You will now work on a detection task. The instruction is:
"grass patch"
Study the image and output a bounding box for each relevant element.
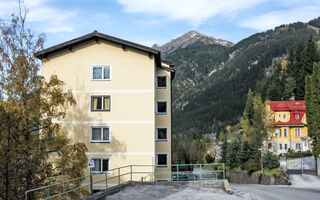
[263,168,278,176]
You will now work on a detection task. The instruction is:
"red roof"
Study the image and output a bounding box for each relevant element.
[268,100,305,111]
[268,100,306,125]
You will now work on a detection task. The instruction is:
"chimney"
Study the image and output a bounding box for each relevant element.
[289,96,295,101]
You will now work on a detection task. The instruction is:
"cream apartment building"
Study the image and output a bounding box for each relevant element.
[35,31,175,185]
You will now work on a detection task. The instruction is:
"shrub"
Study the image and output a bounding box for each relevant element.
[263,152,280,169]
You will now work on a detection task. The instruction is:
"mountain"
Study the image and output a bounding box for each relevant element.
[163,18,320,135]
[152,30,234,54]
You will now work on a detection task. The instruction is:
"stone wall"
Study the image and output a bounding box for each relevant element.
[227,170,289,185]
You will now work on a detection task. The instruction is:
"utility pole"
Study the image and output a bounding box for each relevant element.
[261,149,264,174]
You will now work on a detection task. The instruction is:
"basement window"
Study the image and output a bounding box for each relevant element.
[156,101,167,115]
[92,65,111,80]
[156,75,167,89]
[90,127,110,142]
[90,158,109,173]
[156,154,168,167]
[156,128,168,141]
[91,96,111,111]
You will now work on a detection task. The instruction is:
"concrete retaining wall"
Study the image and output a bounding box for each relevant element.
[227,170,290,185]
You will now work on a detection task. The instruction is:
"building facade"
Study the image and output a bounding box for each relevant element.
[268,99,312,154]
[35,31,174,185]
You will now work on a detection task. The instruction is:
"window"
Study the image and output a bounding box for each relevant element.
[90,158,109,173]
[284,129,287,137]
[279,144,282,150]
[295,128,301,137]
[284,144,288,150]
[296,143,301,150]
[278,114,281,118]
[156,101,167,115]
[90,127,110,142]
[283,114,287,119]
[156,75,167,89]
[92,66,111,80]
[295,114,299,119]
[91,96,111,111]
[279,129,282,137]
[156,154,168,167]
[156,128,168,141]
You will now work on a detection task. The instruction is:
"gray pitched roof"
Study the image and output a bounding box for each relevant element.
[35,31,161,66]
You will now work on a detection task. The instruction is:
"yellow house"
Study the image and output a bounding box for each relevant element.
[35,31,175,186]
[268,99,312,155]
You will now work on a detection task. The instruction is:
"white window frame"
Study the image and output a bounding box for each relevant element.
[90,157,111,174]
[91,65,112,81]
[156,100,168,115]
[156,153,168,168]
[295,128,301,137]
[156,127,168,142]
[156,75,168,89]
[90,126,111,143]
[90,95,111,112]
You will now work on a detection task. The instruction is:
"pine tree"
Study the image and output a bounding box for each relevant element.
[284,77,296,99]
[221,137,229,165]
[305,62,320,157]
[303,35,320,75]
[241,89,254,134]
[228,136,241,169]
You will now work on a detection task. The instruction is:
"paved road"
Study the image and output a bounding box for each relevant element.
[232,184,320,200]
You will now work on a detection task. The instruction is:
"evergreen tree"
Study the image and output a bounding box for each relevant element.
[305,62,320,157]
[241,89,254,133]
[284,77,296,99]
[221,137,229,165]
[239,139,251,169]
[303,35,320,75]
[228,136,241,169]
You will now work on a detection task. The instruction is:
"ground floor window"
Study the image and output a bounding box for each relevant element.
[296,143,301,150]
[90,158,109,173]
[284,144,288,150]
[156,154,168,167]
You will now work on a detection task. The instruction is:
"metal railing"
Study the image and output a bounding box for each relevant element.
[25,163,225,200]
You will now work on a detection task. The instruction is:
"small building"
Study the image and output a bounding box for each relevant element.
[268,99,312,154]
[35,31,175,185]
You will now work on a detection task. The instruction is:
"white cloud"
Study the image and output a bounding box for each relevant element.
[240,6,320,31]
[0,0,75,33]
[117,0,266,26]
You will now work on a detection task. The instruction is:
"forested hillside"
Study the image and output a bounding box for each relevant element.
[165,18,320,138]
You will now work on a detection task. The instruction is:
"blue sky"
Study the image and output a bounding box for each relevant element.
[1,0,320,48]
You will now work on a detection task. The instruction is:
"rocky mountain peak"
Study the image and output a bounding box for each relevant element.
[152,30,234,54]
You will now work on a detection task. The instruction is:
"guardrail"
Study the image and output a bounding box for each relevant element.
[25,163,225,200]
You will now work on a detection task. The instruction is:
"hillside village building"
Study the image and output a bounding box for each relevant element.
[35,31,175,184]
[268,99,312,155]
